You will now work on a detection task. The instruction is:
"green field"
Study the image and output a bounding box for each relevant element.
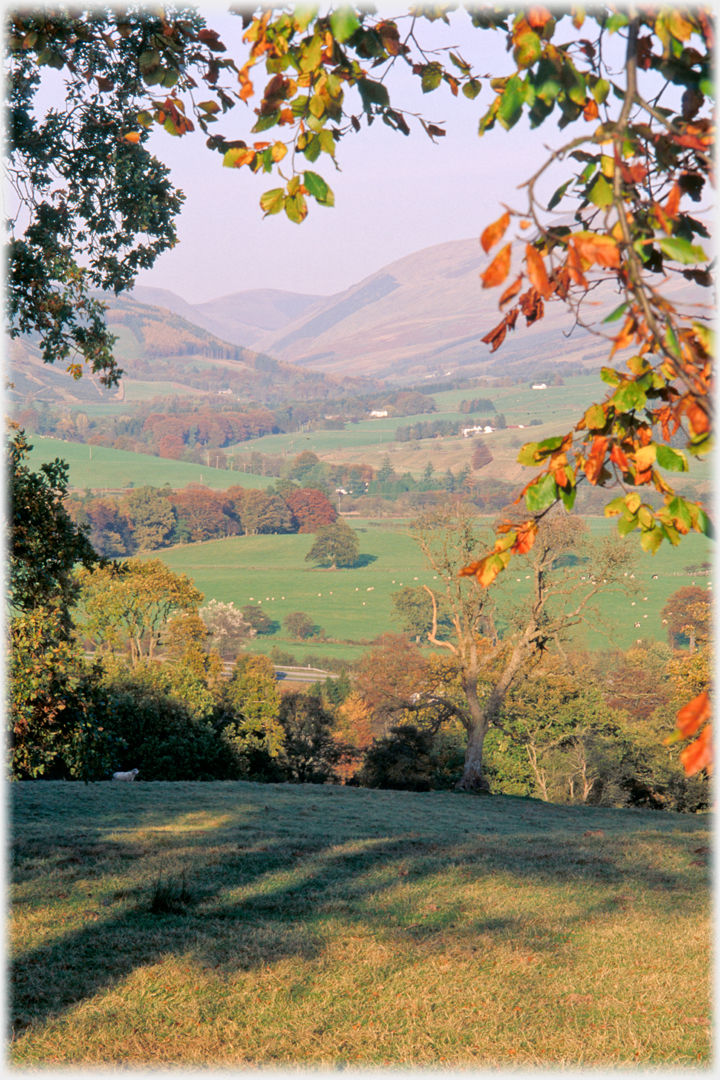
[26,437,272,492]
[9,781,711,1068]
[156,518,713,656]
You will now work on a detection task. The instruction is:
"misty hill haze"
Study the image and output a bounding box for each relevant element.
[132,236,706,382]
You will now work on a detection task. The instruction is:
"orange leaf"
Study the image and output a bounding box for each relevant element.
[574,233,621,269]
[481,243,512,289]
[123,131,142,143]
[680,723,713,776]
[499,275,523,308]
[684,399,710,435]
[566,243,589,288]
[676,690,712,740]
[512,520,538,555]
[525,245,552,299]
[584,436,608,484]
[526,7,553,29]
[480,212,511,254]
[460,554,506,588]
[583,97,599,121]
[664,182,681,218]
[609,444,630,471]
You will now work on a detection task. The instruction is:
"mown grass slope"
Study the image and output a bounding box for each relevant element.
[9,781,711,1068]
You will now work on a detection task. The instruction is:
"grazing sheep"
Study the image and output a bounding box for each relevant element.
[112,769,139,782]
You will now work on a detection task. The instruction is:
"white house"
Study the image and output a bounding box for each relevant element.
[532,382,547,390]
[369,410,388,418]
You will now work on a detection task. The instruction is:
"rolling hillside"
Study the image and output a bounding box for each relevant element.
[130,237,709,382]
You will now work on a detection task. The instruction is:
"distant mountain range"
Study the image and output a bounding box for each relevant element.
[7,237,708,410]
[130,236,707,381]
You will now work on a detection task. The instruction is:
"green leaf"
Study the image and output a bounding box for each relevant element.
[668,496,693,531]
[284,192,308,224]
[603,302,628,324]
[303,171,334,206]
[617,513,638,537]
[462,78,482,100]
[537,435,567,454]
[658,236,708,264]
[560,483,577,511]
[330,7,360,43]
[612,380,647,412]
[318,129,336,154]
[587,173,613,208]
[639,527,664,554]
[497,74,524,130]
[260,188,284,216]
[655,444,688,472]
[664,323,682,358]
[299,33,323,74]
[513,30,542,69]
[421,62,443,93]
[584,403,606,430]
[198,100,221,114]
[516,442,540,466]
[604,496,627,518]
[606,12,629,32]
[525,471,558,513]
[253,112,279,133]
[600,367,621,386]
[591,77,610,104]
[357,79,390,112]
[548,179,571,211]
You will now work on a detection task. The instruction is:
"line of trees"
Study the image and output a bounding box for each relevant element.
[64,481,339,556]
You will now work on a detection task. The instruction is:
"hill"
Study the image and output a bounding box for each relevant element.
[5,293,378,412]
[132,238,707,382]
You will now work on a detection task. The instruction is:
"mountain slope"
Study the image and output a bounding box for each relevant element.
[132,238,708,382]
[130,285,324,348]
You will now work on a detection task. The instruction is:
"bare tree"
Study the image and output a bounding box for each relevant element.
[404,501,634,792]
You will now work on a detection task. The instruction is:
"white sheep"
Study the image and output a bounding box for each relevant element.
[112,769,139,782]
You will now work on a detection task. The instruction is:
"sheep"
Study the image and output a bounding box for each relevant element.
[112,769,139,782]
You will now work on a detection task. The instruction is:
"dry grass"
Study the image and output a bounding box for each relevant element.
[9,781,712,1068]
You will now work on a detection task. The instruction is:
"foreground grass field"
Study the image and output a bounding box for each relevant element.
[9,782,711,1067]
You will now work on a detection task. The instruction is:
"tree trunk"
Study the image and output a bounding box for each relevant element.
[456,639,529,792]
[457,721,491,792]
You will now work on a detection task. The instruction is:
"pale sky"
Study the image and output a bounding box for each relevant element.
[132,5,592,304]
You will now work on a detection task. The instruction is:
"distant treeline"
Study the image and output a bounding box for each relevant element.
[15,389,438,465]
[65,481,340,556]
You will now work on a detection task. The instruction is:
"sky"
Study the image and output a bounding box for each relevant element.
[130,5,598,305]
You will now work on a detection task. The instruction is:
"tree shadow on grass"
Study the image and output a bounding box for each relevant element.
[9,788,709,1043]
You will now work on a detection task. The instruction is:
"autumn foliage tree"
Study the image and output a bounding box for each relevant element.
[284,487,338,532]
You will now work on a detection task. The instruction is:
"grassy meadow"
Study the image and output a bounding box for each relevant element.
[26,436,272,492]
[9,780,711,1068]
[157,518,713,659]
